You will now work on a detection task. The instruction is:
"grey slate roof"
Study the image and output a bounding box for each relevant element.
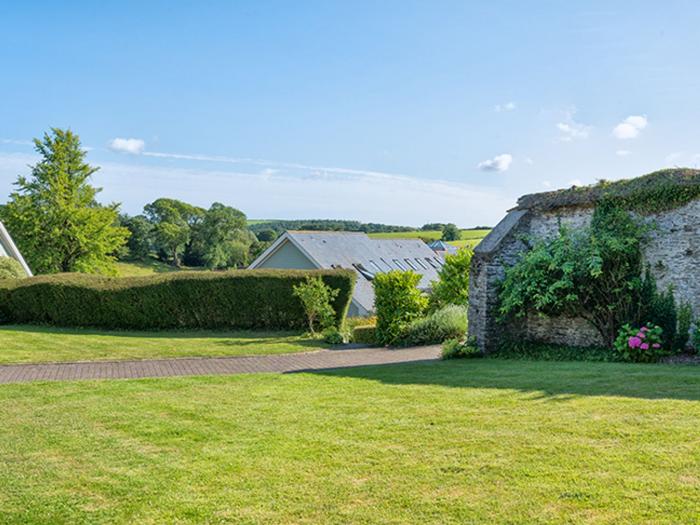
[250,231,443,313]
[0,221,32,276]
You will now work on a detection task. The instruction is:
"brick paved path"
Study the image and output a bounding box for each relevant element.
[0,345,441,384]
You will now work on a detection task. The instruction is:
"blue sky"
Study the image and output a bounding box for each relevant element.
[2,1,700,226]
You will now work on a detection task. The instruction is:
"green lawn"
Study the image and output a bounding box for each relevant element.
[0,326,325,364]
[115,259,204,277]
[368,228,490,250]
[1,359,698,523]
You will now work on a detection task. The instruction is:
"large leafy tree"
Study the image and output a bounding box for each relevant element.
[189,202,253,269]
[0,128,129,274]
[441,223,461,241]
[143,198,205,266]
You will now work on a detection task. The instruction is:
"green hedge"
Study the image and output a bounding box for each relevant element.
[0,269,355,330]
[352,325,377,346]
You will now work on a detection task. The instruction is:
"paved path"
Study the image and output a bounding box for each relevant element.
[0,346,441,385]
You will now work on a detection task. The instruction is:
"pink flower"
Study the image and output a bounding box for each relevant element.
[628,336,642,349]
[641,326,649,332]
[641,343,649,350]
[652,343,661,349]
[637,332,646,339]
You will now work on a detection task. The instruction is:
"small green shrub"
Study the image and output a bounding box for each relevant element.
[352,325,377,346]
[373,271,428,346]
[441,337,482,359]
[613,323,666,363]
[647,286,677,350]
[400,305,467,346]
[429,248,472,310]
[692,324,700,354]
[322,326,349,345]
[292,276,340,334]
[0,269,355,331]
[674,302,693,352]
[0,257,26,280]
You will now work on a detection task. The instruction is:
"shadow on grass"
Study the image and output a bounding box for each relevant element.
[310,358,700,402]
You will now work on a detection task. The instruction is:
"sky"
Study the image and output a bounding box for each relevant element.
[2,1,700,227]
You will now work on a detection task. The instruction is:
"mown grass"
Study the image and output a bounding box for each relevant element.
[0,326,325,364]
[115,259,204,277]
[0,359,698,523]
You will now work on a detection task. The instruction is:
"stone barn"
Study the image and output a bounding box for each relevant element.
[468,169,700,352]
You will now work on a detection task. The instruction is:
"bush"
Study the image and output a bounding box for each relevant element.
[441,337,482,359]
[373,271,428,346]
[292,276,340,334]
[429,248,472,310]
[0,257,26,280]
[352,325,377,346]
[400,305,467,346]
[0,269,355,330]
[613,323,666,363]
[692,324,700,354]
[322,326,350,345]
[674,302,693,352]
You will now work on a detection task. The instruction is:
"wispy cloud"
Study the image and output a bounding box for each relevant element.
[109,137,145,155]
[477,153,513,172]
[0,138,33,146]
[556,108,591,142]
[612,115,648,139]
[494,101,516,112]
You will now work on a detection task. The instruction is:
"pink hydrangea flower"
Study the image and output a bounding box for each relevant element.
[641,326,649,332]
[637,332,646,339]
[641,343,649,350]
[628,336,642,349]
[652,343,661,349]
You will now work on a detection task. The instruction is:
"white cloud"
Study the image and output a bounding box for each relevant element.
[109,137,145,155]
[477,153,513,172]
[556,107,591,142]
[494,101,516,112]
[0,138,33,146]
[612,115,648,139]
[616,149,631,157]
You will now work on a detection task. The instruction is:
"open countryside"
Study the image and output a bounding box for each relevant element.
[2,3,700,524]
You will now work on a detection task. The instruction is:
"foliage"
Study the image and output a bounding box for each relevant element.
[693,324,700,353]
[0,128,129,274]
[441,337,482,359]
[144,198,205,266]
[493,340,617,362]
[120,214,154,260]
[373,271,428,346]
[292,276,340,334]
[0,257,26,279]
[675,302,693,352]
[399,305,467,346]
[430,248,472,310]
[0,269,355,331]
[613,324,666,363]
[188,203,252,269]
[499,202,647,347]
[441,223,461,241]
[256,229,278,242]
[322,325,350,345]
[248,219,414,235]
[351,325,377,345]
[646,284,677,351]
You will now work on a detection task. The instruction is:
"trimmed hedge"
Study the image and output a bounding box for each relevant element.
[0,269,355,330]
[352,325,377,346]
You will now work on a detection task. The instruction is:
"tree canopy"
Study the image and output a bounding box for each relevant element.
[0,128,128,274]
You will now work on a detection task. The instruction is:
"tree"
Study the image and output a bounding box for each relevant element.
[373,271,428,345]
[144,198,205,266]
[0,257,26,279]
[292,276,339,334]
[120,214,153,260]
[441,223,461,241]
[256,229,277,242]
[188,202,252,269]
[0,128,129,274]
[430,248,473,309]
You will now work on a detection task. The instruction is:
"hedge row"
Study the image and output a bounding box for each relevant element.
[0,269,356,331]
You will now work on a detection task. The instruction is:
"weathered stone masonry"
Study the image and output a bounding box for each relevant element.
[469,189,700,352]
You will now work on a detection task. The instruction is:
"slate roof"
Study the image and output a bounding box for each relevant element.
[250,231,443,313]
[0,221,32,276]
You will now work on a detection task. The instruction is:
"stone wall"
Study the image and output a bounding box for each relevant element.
[469,199,700,351]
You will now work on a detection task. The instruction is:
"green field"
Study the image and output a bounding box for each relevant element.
[368,229,490,250]
[0,326,324,364]
[0,359,698,523]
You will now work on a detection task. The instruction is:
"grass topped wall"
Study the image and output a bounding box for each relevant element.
[0,269,356,330]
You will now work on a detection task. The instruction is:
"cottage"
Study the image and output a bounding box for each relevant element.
[0,221,32,276]
[249,231,443,316]
[469,169,700,352]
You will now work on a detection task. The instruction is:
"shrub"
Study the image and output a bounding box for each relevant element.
[693,324,700,354]
[613,323,666,363]
[441,337,482,359]
[400,305,468,346]
[352,325,377,346]
[292,276,340,334]
[0,257,26,280]
[430,248,472,310]
[373,271,428,346]
[0,269,355,331]
[674,302,693,352]
[322,326,350,345]
[648,286,677,350]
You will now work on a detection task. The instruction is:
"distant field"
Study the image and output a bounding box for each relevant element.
[368,229,491,250]
[115,260,203,277]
